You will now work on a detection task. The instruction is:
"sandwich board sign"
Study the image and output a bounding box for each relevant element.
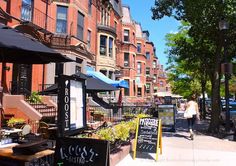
[54,137,110,166]
[133,117,162,161]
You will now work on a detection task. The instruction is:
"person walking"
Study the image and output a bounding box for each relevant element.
[184,95,200,140]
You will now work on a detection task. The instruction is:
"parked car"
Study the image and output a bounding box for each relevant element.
[220,100,236,127]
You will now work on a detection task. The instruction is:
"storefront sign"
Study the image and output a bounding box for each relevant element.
[54,138,110,166]
[58,75,86,137]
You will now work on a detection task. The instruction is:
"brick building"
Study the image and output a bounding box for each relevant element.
[0,0,168,116]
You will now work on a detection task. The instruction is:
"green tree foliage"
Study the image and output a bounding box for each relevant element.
[151,0,236,133]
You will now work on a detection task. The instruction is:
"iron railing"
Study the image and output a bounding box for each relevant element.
[20,4,56,33]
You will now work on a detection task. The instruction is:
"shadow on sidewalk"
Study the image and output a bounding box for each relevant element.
[165,112,236,141]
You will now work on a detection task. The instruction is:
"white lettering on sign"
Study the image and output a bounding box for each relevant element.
[64,80,70,130]
[59,145,98,165]
[140,118,158,127]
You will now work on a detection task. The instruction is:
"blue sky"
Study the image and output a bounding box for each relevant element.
[122,0,180,68]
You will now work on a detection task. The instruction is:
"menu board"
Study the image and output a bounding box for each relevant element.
[157,105,175,131]
[54,138,110,166]
[58,75,86,137]
[133,117,162,161]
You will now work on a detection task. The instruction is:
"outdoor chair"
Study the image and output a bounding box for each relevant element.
[37,121,49,139]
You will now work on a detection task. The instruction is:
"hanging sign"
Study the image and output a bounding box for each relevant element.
[133,117,162,161]
[54,137,110,166]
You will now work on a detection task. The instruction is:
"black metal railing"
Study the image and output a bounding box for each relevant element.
[87,104,155,123]
[20,4,56,33]
[9,81,31,96]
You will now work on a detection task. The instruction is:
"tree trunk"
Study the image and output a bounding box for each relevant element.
[201,80,206,119]
[208,43,222,133]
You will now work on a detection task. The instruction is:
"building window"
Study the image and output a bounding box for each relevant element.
[101,7,110,26]
[56,6,67,33]
[153,74,157,83]
[124,79,129,96]
[109,37,113,57]
[109,71,113,79]
[124,53,129,67]
[133,54,135,68]
[133,80,136,96]
[124,29,129,42]
[21,0,33,21]
[153,61,156,68]
[100,35,107,56]
[133,32,135,44]
[100,70,107,76]
[146,67,150,76]
[146,83,150,94]
[114,21,117,31]
[137,62,141,74]
[88,0,92,15]
[160,80,163,87]
[75,66,81,74]
[77,12,84,40]
[137,43,141,53]
[137,87,142,96]
[87,30,91,48]
[146,52,150,60]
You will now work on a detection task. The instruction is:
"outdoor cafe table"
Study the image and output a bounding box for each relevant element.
[0,144,54,166]
[1,129,23,136]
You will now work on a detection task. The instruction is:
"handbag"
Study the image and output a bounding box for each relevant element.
[184,109,193,118]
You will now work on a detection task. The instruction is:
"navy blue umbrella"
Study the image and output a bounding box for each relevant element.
[40,74,118,94]
[0,24,74,64]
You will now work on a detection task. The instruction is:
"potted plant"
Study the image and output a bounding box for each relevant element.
[126,120,137,139]
[113,122,130,145]
[7,118,25,128]
[96,127,119,152]
[29,91,42,103]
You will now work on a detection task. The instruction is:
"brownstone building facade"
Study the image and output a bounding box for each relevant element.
[0,0,168,106]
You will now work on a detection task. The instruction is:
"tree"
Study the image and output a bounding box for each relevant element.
[165,21,211,118]
[152,0,236,133]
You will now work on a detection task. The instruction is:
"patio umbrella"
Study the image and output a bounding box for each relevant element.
[0,24,74,130]
[0,24,74,64]
[39,73,118,94]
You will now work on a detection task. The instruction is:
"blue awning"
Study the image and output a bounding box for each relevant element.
[87,70,129,88]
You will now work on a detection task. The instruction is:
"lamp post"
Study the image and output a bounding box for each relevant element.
[219,18,230,132]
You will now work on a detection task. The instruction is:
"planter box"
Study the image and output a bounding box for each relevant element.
[110,140,134,166]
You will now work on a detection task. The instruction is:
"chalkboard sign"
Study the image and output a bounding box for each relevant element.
[54,138,110,166]
[133,117,162,161]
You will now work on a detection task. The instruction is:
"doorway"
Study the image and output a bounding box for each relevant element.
[11,64,32,95]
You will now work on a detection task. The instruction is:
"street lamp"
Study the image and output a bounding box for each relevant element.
[219,18,231,132]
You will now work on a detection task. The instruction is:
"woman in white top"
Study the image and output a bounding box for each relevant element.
[185,95,200,140]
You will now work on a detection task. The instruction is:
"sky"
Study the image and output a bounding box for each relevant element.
[122,0,180,69]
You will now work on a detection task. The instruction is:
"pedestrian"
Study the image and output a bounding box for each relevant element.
[184,95,200,140]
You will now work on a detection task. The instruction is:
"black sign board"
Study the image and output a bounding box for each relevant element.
[136,117,158,153]
[58,75,86,137]
[133,117,162,161]
[54,138,110,166]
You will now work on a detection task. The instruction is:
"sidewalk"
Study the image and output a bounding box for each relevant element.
[117,112,236,166]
